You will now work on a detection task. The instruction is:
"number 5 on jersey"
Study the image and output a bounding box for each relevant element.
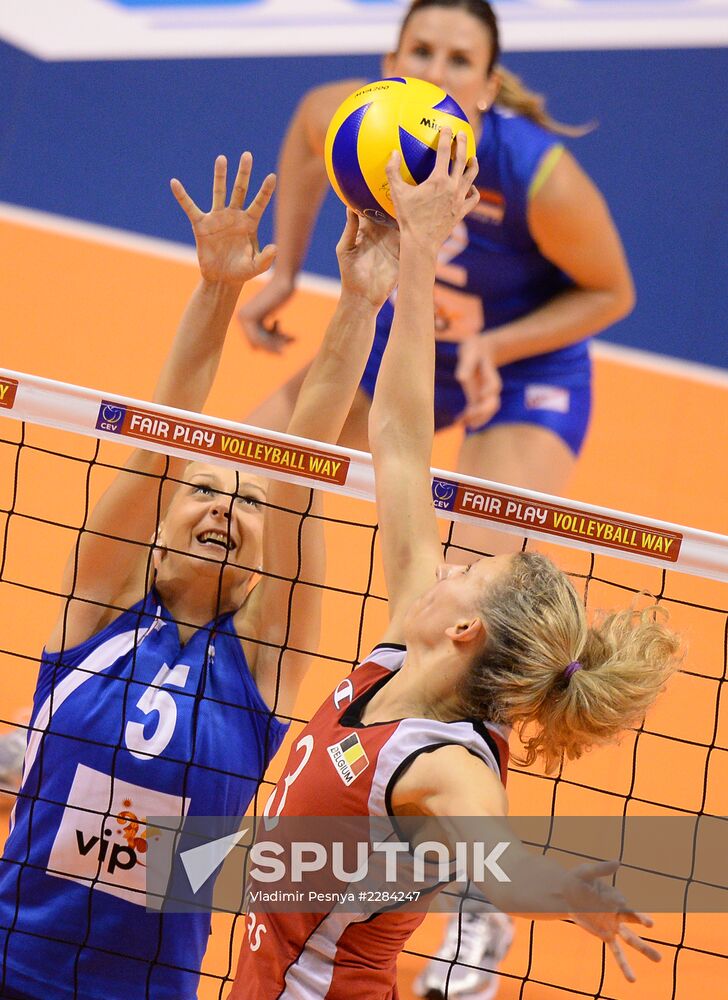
[125,662,190,760]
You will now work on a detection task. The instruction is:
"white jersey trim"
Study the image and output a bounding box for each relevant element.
[279,910,372,1000]
[360,645,406,674]
[368,719,500,819]
[14,616,160,830]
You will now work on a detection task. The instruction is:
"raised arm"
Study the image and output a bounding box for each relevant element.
[242,210,400,713]
[368,130,479,640]
[237,79,365,352]
[47,154,276,652]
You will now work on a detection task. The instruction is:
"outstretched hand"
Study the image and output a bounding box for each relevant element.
[171,153,277,286]
[385,128,480,256]
[336,208,400,309]
[567,861,661,982]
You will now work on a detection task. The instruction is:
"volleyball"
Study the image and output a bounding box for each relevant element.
[324,77,476,226]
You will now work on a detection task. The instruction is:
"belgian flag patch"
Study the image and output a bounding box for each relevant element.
[326,733,370,786]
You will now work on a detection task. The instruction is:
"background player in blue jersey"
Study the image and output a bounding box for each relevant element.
[0,153,401,998]
[238,0,634,557]
[235,1,634,994]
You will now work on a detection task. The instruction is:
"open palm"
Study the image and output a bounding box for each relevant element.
[171,153,277,286]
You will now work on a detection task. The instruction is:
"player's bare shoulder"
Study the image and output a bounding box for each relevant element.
[392,744,509,818]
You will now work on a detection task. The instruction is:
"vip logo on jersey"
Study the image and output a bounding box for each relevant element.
[75,801,161,878]
[327,733,369,786]
[48,764,186,905]
[432,478,459,511]
[525,384,570,414]
[96,401,127,434]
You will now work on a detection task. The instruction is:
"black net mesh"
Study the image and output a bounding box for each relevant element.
[1,419,726,999]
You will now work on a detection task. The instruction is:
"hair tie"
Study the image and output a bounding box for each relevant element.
[564,661,582,680]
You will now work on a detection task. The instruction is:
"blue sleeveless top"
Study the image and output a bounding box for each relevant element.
[376,106,587,374]
[0,591,288,999]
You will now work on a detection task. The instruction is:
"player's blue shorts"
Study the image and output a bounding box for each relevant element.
[360,331,592,456]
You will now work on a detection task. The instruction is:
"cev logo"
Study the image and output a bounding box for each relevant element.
[96,402,127,434]
[432,478,457,511]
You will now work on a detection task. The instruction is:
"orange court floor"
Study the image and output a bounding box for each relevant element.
[1,212,727,1000]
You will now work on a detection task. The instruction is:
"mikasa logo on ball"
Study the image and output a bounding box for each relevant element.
[324,77,476,229]
[419,117,444,131]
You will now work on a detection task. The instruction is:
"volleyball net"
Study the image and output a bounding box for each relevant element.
[1,367,727,999]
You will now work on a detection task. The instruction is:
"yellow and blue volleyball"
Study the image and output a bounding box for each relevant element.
[324,77,476,226]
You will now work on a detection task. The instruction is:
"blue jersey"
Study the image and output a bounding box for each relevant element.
[363,108,592,453]
[0,590,288,999]
[378,106,577,352]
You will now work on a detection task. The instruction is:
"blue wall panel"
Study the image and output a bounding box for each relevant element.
[0,40,725,367]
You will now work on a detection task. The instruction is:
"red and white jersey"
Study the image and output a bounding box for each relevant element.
[231,644,509,1000]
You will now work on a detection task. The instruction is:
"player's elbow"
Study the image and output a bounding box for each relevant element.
[369,413,396,461]
[614,271,636,321]
[368,398,391,450]
[594,271,635,330]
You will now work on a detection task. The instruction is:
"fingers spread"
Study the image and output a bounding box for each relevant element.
[230,151,253,211]
[616,906,647,927]
[464,154,480,188]
[169,178,202,223]
[385,149,403,185]
[211,154,228,212]
[619,925,661,963]
[451,130,467,178]
[434,127,453,175]
[608,940,636,983]
[254,242,278,275]
[339,207,360,251]
[461,154,480,210]
[624,912,654,928]
[462,185,481,219]
[574,860,621,883]
[246,173,277,224]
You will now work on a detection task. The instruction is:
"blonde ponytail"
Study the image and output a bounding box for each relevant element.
[460,553,681,774]
[495,64,594,138]
[516,604,681,773]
